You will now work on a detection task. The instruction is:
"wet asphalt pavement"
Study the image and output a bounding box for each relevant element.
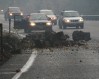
[18,40,99,79]
[0,14,99,79]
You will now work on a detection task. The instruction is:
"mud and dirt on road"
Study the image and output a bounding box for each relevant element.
[18,38,99,79]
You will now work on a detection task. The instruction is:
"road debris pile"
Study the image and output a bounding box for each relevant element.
[21,31,91,48]
[0,30,91,66]
[72,31,91,41]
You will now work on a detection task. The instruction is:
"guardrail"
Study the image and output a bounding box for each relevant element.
[56,15,99,21]
[81,15,99,21]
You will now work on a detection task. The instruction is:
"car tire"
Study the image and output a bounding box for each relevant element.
[76,26,79,29]
[5,18,7,21]
[4,15,8,21]
[81,26,84,29]
[63,26,66,29]
[58,20,62,29]
[59,26,62,29]
[46,27,52,32]
[80,25,84,29]
[63,25,66,29]
[54,21,57,25]
[80,23,84,29]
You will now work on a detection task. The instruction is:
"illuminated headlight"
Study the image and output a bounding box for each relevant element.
[64,19,71,23]
[79,18,84,22]
[9,13,13,16]
[20,13,23,16]
[1,10,3,12]
[46,22,52,26]
[30,22,36,26]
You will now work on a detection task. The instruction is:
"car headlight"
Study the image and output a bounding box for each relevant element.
[20,13,23,16]
[1,10,3,12]
[51,17,57,20]
[9,13,13,16]
[46,22,52,26]
[30,22,36,26]
[79,18,84,22]
[64,19,71,23]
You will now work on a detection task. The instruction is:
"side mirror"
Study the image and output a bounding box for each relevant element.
[60,12,63,16]
[47,17,51,20]
[1,10,4,14]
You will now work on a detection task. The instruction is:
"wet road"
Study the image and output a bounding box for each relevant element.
[0,14,99,79]
[18,46,99,79]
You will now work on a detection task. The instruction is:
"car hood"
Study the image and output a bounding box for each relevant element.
[64,17,82,20]
[47,15,56,18]
[30,20,50,23]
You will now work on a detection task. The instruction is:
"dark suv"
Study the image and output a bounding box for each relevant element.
[58,10,84,29]
[4,7,23,21]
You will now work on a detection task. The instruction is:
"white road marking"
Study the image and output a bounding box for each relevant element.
[12,50,37,79]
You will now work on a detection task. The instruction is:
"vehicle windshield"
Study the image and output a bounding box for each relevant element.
[40,10,54,15]
[63,12,80,17]
[30,14,47,20]
[9,8,21,13]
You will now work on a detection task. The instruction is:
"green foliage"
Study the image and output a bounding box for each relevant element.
[3,33,21,54]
